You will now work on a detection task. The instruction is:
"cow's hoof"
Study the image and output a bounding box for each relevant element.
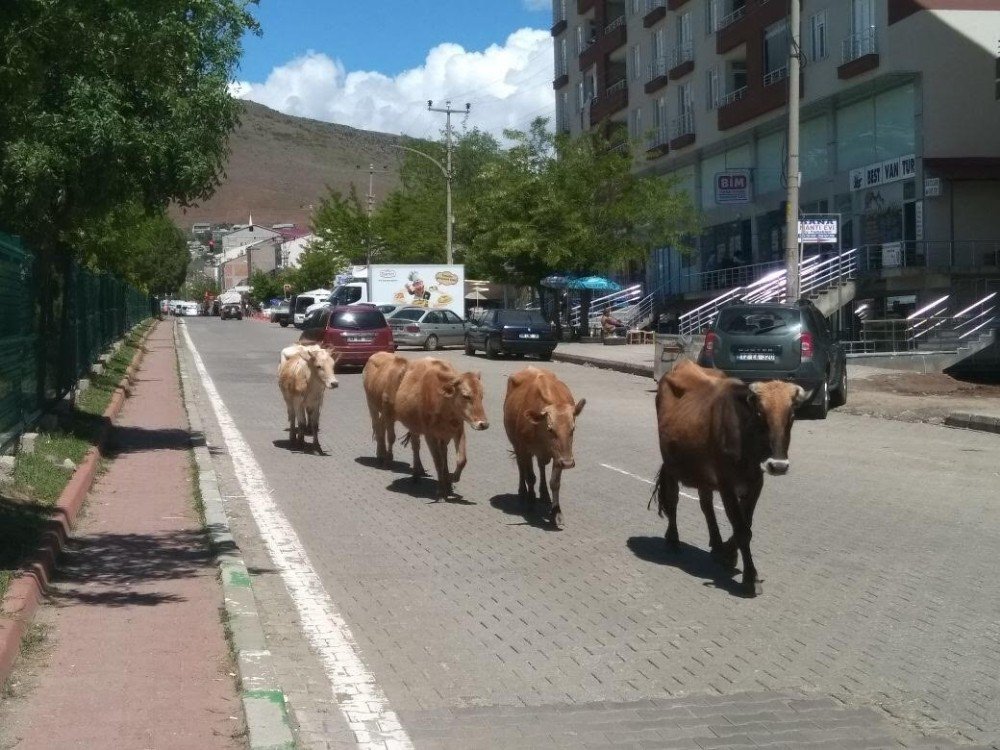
[664,533,680,551]
[550,508,563,529]
[740,576,762,597]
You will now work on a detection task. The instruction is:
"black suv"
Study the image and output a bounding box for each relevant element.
[697,300,847,418]
[465,309,557,360]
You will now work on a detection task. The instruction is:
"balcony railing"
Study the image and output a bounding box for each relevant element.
[605,15,626,34]
[669,41,694,69]
[555,57,568,78]
[762,65,788,87]
[717,4,746,31]
[646,125,670,151]
[644,0,666,12]
[717,85,747,107]
[552,0,567,22]
[842,28,878,63]
[647,56,668,81]
[670,111,694,139]
[606,78,628,96]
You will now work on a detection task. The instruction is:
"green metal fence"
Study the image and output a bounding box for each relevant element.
[0,230,155,448]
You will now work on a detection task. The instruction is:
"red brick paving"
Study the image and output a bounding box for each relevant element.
[0,323,242,749]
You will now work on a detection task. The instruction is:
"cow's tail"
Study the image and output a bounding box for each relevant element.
[400,432,412,448]
[648,466,665,517]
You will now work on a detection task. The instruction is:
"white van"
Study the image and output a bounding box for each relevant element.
[178,301,200,317]
[291,289,331,327]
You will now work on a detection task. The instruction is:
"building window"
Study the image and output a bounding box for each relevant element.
[553,0,567,23]
[631,44,642,81]
[628,0,641,17]
[652,28,665,62]
[630,107,643,138]
[706,67,720,109]
[577,81,586,111]
[809,10,828,61]
[763,20,790,84]
[576,24,585,55]
[655,95,668,136]
[706,0,719,34]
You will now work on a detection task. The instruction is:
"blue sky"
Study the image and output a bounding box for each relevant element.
[233,1,555,139]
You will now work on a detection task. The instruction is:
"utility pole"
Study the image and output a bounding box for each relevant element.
[784,0,802,302]
[427,100,470,264]
[361,162,390,300]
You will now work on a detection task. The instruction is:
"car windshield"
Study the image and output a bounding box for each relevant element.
[718,307,801,335]
[498,311,548,327]
[390,309,424,322]
[330,286,363,306]
[330,309,387,330]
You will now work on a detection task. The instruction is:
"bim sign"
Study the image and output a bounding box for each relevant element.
[715,171,751,204]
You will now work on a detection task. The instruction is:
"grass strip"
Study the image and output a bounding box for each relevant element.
[0,320,153,602]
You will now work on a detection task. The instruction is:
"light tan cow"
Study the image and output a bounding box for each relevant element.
[394,357,489,500]
[277,344,338,453]
[362,351,410,467]
[503,367,585,528]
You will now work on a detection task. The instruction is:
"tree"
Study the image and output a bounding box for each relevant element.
[247,269,289,305]
[74,201,190,295]
[288,241,349,292]
[0,1,259,253]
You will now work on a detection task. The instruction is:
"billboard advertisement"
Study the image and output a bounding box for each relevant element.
[797,216,839,244]
[369,264,466,317]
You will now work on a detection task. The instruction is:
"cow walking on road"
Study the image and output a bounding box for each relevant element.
[277,344,338,453]
[654,359,805,595]
[394,358,489,500]
[503,367,585,528]
[362,351,410,467]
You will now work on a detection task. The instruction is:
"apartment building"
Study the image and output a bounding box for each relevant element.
[551,0,1000,315]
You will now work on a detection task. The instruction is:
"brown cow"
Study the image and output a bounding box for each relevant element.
[394,357,489,500]
[362,351,410,467]
[277,344,338,452]
[654,359,805,596]
[503,367,585,528]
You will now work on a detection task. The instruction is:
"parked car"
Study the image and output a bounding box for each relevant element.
[387,306,467,350]
[377,303,407,318]
[465,309,557,360]
[696,300,847,419]
[175,301,200,316]
[270,300,291,327]
[298,305,395,368]
[220,303,243,320]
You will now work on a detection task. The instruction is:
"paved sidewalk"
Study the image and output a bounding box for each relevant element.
[0,323,243,749]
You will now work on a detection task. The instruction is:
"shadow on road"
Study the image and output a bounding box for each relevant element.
[385,476,471,504]
[354,456,411,473]
[626,536,749,597]
[489,493,560,532]
[270,438,326,455]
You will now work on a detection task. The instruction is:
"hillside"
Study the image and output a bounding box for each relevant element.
[169,101,401,231]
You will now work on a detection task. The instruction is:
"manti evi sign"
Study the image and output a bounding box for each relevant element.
[850,154,916,191]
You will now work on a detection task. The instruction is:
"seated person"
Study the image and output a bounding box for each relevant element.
[601,308,626,337]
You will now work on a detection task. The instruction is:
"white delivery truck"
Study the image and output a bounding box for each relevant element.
[291,288,331,327]
[320,264,466,318]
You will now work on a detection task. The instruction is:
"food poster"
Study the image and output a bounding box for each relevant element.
[371,265,465,317]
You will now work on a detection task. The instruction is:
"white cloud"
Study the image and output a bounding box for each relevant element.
[522,0,550,9]
[231,29,555,140]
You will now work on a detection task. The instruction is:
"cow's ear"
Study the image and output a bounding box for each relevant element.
[747,381,764,405]
[791,384,807,406]
[526,409,546,424]
[441,378,459,397]
[298,347,313,364]
[573,398,586,417]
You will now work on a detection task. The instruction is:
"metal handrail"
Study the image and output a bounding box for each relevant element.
[718,86,748,107]
[569,284,643,327]
[670,111,694,139]
[606,78,628,96]
[646,126,670,150]
[842,27,878,63]
[647,57,668,82]
[717,5,746,31]
[762,65,788,87]
[605,15,626,34]
[644,0,666,13]
[669,41,694,69]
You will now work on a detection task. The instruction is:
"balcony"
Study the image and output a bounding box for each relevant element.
[717,75,790,130]
[578,15,628,70]
[717,85,747,108]
[645,126,670,158]
[715,0,785,54]
[644,56,669,94]
[668,41,695,79]
[838,29,879,79]
[669,112,695,149]
[589,79,629,125]
[551,18,568,36]
[553,57,569,89]
[643,0,666,27]
[762,64,788,88]
[667,0,691,8]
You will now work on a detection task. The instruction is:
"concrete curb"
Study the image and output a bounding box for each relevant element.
[551,350,654,378]
[0,320,155,684]
[173,321,295,750]
[945,412,1000,435]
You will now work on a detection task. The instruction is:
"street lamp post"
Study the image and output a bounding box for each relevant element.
[390,143,454,264]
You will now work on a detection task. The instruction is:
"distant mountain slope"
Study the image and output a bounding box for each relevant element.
[169,101,401,231]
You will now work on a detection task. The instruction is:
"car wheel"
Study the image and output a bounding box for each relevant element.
[464,336,475,356]
[280,321,289,328]
[486,336,501,359]
[811,378,830,419]
[424,334,439,351]
[830,366,847,408]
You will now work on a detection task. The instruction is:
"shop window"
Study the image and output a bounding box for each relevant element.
[756,131,784,195]
[874,84,916,161]
[801,115,829,182]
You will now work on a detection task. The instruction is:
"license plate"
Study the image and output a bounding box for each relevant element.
[519,333,539,339]
[734,350,777,362]
[346,336,373,343]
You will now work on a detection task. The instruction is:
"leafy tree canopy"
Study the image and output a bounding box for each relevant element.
[0,0,259,252]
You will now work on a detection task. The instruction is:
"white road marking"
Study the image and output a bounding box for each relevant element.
[182,327,413,750]
[599,463,724,510]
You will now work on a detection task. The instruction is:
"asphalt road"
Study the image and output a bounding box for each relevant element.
[181,316,1000,750]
